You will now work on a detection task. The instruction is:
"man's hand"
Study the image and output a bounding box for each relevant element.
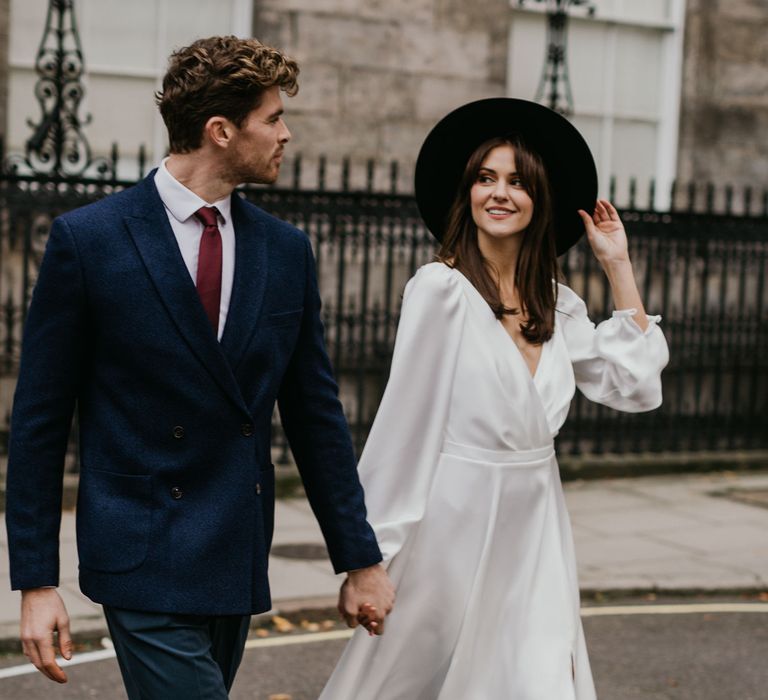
[337,564,395,635]
[20,588,73,683]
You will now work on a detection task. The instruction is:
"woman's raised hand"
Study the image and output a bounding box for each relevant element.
[578,199,630,267]
[578,199,650,329]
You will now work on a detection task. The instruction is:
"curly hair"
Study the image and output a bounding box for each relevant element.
[156,36,299,153]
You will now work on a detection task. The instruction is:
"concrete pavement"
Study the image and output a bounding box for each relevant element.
[2,469,768,649]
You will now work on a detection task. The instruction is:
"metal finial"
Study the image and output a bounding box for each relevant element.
[6,0,108,177]
[517,0,596,117]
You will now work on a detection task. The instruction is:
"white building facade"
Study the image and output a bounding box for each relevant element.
[8,0,765,209]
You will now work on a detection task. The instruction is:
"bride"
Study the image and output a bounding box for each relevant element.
[323,98,669,699]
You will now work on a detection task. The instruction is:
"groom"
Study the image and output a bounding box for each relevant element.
[5,36,393,698]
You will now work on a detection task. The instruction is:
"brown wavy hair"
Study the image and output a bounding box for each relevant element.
[156,36,299,153]
[437,135,559,344]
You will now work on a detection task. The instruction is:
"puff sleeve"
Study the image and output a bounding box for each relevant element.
[556,283,669,412]
[357,263,466,563]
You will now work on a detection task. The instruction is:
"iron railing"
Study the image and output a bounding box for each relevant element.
[0,164,765,469]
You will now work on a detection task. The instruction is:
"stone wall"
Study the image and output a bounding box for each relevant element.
[253,0,510,191]
[677,0,768,191]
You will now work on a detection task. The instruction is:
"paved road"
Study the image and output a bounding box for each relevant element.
[1,602,767,699]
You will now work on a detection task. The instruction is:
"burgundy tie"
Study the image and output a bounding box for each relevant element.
[194,206,222,335]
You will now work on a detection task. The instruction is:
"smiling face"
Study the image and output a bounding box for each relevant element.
[469,144,534,245]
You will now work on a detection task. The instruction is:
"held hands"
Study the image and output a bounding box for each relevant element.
[338,563,395,636]
[578,199,631,268]
[20,588,73,683]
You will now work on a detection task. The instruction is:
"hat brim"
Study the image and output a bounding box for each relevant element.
[414,98,598,256]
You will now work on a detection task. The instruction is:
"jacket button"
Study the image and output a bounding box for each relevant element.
[241,423,254,437]
[172,426,185,439]
[170,486,183,500]
[255,483,262,495]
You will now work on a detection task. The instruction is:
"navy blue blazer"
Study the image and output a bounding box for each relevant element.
[5,172,381,615]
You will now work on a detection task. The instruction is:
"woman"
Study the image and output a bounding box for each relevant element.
[321,98,669,699]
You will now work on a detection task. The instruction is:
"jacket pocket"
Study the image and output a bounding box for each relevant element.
[264,308,303,328]
[77,469,153,573]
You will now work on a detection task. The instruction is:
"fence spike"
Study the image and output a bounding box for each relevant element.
[138,144,146,179]
[110,142,119,181]
[318,156,326,191]
[3,291,15,364]
[687,181,696,212]
[293,154,302,190]
[341,157,350,191]
[390,160,399,194]
[366,159,375,192]
[705,182,715,213]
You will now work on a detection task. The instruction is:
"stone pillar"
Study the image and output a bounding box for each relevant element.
[677,0,768,191]
[0,0,9,145]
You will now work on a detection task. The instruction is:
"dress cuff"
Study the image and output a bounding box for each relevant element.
[611,308,662,335]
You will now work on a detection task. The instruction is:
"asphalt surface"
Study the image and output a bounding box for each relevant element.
[1,600,766,699]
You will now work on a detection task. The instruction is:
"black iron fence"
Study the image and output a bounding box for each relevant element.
[0,162,766,470]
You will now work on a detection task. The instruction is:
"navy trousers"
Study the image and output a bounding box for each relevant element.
[104,606,251,699]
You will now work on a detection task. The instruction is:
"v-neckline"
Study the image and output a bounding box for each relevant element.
[445,264,551,382]
[497,318,548,381]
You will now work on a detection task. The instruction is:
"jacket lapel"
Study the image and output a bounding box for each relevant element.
[123,174,249,414]
[219,194,268,374]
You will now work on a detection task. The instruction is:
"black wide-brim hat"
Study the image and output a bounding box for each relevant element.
[414,98,598,256]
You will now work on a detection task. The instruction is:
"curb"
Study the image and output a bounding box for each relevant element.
[3,588,768,655]
[558,450,768,481]
[578,586,768,602]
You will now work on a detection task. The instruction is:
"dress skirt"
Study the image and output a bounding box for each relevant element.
[319,441,595,700]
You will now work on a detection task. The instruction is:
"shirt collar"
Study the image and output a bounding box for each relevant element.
[154,157,231,226]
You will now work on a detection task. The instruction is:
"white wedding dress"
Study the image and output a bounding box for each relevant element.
[320,262,669,700]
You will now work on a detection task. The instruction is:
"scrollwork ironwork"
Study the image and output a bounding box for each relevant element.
[517,0,596,116]
[5,0,109,177]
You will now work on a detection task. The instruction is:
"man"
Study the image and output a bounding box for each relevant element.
[5,36,393,698]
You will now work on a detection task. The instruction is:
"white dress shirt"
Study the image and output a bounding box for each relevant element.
[154,158,236,340]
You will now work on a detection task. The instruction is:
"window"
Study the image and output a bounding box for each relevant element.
[507,0,685,208]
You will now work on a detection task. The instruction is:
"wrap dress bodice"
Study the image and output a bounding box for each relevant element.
[320,262,669,700]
